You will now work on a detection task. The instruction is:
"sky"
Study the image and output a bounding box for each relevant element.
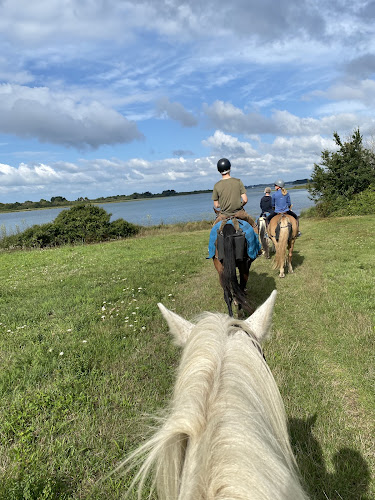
[1,0,375,203]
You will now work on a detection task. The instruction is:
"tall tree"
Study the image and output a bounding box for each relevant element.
[309,129,375,205]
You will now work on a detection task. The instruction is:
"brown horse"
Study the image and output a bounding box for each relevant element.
[268,214,298,278]
[212,220,253,317]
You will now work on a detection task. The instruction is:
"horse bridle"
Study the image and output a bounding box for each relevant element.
[232,324,266,361]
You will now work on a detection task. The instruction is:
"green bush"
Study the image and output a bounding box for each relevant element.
[308,129,375,216]
[20,223,60,248]
[53,204,111,243]
[302,185,375,218]
[332,184,375,217]
[0,204,140,250]
[107,218,139,238]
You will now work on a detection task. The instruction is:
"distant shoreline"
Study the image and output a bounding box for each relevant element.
[0,183,309,214]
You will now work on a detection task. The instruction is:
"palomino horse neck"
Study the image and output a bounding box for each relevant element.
[118,292,309,500]
[268,214,298,278]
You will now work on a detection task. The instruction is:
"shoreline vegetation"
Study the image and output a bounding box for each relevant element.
[0,180,309,214]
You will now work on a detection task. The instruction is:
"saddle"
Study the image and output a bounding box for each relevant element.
[216,218,247,262]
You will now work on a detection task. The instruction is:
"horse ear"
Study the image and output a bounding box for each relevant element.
[244,290,277,344]
[157,303,194,346]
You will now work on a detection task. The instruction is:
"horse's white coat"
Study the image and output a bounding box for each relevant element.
[258,216,274,259]
[121,291,308,499]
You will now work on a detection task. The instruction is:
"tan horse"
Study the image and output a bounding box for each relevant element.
[268,214,298,278]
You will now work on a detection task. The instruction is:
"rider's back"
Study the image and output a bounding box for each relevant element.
[212,177,245,216]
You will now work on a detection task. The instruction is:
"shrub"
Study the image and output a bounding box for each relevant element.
[0,204,140,250]
[308,129,375,216]
[21,223,60,248]
[332,184,375,217]
[108,218,140,238]
[53,204,111,243]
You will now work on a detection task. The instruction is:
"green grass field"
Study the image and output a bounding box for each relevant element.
[0,216,374,499]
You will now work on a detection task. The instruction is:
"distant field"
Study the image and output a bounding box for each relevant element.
[0,216,374,499]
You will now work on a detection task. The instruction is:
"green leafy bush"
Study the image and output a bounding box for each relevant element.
[0,204,140,249]
[332,184,375,216]
[302,185,375,218]
[107,218,140,238]
[308,129,375,216]
[53,204,111,243]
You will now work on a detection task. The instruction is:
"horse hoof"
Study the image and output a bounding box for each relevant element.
[279,274,285,278]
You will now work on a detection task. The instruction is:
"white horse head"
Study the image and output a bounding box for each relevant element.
[119,290,308,500]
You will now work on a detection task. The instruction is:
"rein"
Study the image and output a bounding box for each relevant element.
[232,324,266,360]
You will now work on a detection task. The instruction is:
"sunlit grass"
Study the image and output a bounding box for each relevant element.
[0,216,374,499]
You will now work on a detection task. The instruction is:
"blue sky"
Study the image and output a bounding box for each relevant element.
[1,0,375,203]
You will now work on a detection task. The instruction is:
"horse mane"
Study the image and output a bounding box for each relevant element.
[119,313,308,499]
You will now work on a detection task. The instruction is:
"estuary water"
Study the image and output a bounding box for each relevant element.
[0,188,314,236]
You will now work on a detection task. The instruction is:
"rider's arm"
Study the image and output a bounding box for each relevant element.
[213,200,220,209]
[241,193,248,206]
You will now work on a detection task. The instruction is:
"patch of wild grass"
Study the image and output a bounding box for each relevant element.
[0,231,210,499]
[0,218,374,499]
[253,215,375,500]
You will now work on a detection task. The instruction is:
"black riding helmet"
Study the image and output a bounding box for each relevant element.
[217,158,231,173]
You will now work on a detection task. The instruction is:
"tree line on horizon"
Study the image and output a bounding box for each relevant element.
[0,180,310,213]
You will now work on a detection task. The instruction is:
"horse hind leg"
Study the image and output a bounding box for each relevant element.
[279,263,285,278]
[288,239,295,274]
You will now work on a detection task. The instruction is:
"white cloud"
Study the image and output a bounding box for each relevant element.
[204,100,375,137]
[202,130,257,156]
[313,79,375,107]
[156,97,197,127]
[0,84,144,148]
[271,135,335,154]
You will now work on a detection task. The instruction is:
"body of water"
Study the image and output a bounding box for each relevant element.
[0,188,314,236]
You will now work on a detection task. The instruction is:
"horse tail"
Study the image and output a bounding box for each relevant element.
[259,218,268,252]
[222,224,250,312]
[273,216,289,270]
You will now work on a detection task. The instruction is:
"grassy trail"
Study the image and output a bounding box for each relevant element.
[0,216,374,499]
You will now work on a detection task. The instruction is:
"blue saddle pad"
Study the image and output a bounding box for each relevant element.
[207,220,261,260]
